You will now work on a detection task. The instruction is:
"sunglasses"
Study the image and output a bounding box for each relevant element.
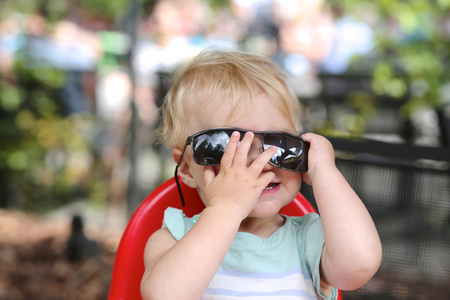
[174,127,309,206]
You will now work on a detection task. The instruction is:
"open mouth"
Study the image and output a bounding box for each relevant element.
[264,182,279,190]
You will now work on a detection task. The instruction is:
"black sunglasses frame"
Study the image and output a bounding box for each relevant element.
[174,127,310,206]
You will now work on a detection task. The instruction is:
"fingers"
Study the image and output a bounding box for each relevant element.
[221,131,277,172]
[221,131,255,168]
[204,131,275,191]
[202,131,277,216]
[300,132,336,176]
[300,132,315,142]
[258,169,276,185]
[248,145,276,174]
[233,132,254,166]
[220,131,241,168]
[301,132,333,150]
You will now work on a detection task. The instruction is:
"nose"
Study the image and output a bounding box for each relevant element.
[246,136,275,171]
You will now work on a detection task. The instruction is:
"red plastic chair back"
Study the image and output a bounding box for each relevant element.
[108,177,342,300]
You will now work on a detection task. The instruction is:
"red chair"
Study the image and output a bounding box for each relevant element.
[108,177,342,300]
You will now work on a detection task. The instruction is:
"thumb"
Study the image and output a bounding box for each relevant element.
[203,166,216,187]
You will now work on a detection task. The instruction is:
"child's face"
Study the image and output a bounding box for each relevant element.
[175,92,303,218]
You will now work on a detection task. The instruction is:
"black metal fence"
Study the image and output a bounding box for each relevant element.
[300,138,450,299]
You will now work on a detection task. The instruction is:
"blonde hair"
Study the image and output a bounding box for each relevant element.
[157,48,301,149]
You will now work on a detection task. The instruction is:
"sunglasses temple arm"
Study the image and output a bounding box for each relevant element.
[174,165,186,207]
[173,138,192,207]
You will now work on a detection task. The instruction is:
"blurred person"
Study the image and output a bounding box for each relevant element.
[16,12,49,65]
[134,0,239,104]
[51,20,101,73]
[207,7,244,46]
[132,0,206,187]
[134,0,194,93]
[94,68,135,204]
[177,0,209,40]
[0,14,24,75]
[51,19,101,115]
[230,0,278,57]
[14,13,101,115]
[320,8,374,75]
[275,0,334,76]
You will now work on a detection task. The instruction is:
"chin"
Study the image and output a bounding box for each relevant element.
[248,199,287,218]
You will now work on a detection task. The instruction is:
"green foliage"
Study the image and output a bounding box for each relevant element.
[79,0,131,21]
[207,0,231,9]
[0,0,126,213]
[342,1,447,103]
[326,0,450,136]
[0,0,67,23]
[0,0,128,23]
[0,62,107,213]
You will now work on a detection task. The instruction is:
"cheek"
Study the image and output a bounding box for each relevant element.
[190,165,220,183]
[190,163,205,182]
[284,173,303,195]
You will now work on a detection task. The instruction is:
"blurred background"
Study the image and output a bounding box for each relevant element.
[0,0,449,299]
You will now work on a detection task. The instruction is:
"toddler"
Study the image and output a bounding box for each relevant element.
[140,48,382,300]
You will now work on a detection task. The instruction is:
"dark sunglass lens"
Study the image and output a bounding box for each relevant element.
[192,130,234,165]
[263,134,308,172]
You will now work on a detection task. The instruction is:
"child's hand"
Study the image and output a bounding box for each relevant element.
[202,131,276,220]
[300,133,336,186]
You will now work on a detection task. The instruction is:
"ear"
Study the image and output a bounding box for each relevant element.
[172,148,198,189]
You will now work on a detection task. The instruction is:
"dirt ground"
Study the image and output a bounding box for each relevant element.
[0,209,120,300]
